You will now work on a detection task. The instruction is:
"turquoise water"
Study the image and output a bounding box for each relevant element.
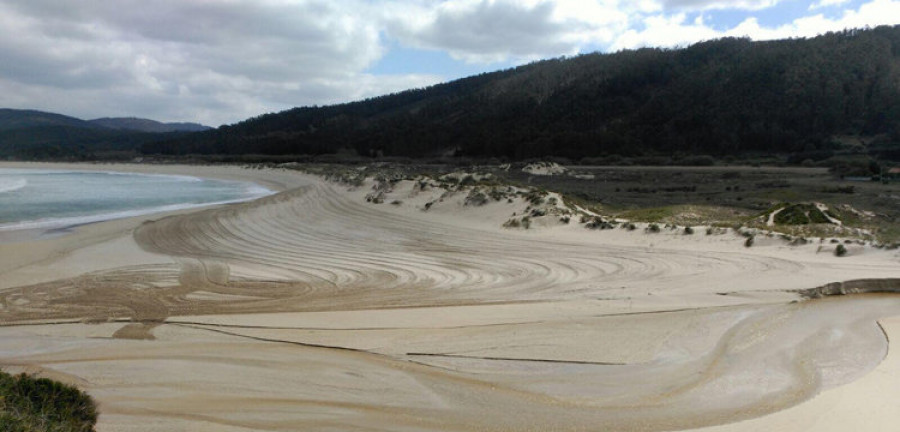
[0,168,271,232]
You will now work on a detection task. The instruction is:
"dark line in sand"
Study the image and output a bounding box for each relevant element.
[170,323,371,354]
[165,319,549,331]
[405,352,627,366]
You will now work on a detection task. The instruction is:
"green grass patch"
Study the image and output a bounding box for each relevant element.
[615,205,750,226]
[773,204,830,225]
[0,370,97,432]
[615,206,677,222]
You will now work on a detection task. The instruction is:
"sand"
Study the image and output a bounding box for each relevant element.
[1,162,900,431]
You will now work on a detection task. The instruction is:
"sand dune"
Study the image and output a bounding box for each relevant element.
[2,163,900,431]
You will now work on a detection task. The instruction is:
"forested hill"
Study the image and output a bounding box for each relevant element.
[89,117,210,133]
[0,109,102,131]
[144,25,895,161]
[0,110,209,160]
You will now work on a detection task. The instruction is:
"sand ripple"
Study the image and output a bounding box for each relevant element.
[2,176,900,431]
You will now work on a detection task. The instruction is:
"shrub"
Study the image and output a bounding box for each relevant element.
[523,190,546,206]
[684,226,694,235]
[503,218,521,228]
[530,208,547,217]
[774,204,831,225]
[465,190,489,206]
[489,188,506,201]
[835,244,847,257]
[586,216,615,230]
[0,370,97,432]
[459,175,477,186]
[646,223,660,233]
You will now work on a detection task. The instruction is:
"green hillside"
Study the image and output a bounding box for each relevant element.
[143,26,900,164]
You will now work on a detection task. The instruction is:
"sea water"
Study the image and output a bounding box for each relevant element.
[0,168,272,232]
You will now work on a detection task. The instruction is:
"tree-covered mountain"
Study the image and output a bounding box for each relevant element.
[0,109,102,131]
[0,109,208,160]
[89,117,210,133]
[144,25,900,163]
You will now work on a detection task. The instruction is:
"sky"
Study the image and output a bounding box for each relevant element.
[1,0,899,127]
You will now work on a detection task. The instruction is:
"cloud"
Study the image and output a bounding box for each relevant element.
[611,13,719,50]
[809,0,851,10]
[660,0,782,11]
[382,0,632,63]
[0,0,897,126]
[612,0,900,50]
[0,0,440,125]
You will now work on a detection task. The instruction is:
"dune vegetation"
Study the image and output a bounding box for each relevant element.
[0,370,97,432]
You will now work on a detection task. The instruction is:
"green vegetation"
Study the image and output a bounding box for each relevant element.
[0,109,206,161]
[293,163,900,244]
[773,204,831,225]
[464,189,489,206]
[585,216,616,230]
[0,370,97,432]
[617,207,676,223]
[139,26,900,165]
[835,243,848,256]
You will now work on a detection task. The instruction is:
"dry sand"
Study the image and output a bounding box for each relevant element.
[1,162,900,431]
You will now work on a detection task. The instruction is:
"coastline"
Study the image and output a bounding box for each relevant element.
[0,162,899,431]
[0,162,283,243]
[0,162,310,288]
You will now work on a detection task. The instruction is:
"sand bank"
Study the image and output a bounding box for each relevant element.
[1,162,900,431]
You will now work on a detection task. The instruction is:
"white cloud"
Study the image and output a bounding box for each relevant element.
[660,0,783,11]
[611,13,719,50]
[809,0,851,10]
[612,0,900,50]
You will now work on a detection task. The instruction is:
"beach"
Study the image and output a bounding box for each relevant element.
[1,162,900,431]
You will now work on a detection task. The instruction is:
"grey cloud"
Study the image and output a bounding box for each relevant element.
[0,0,412,125]
[387,0,582,62]
[0,0,636,125]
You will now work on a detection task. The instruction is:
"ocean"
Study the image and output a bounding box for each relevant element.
[0,168,272,232]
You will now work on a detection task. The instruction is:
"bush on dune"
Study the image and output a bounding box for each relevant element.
[0,370,97,432]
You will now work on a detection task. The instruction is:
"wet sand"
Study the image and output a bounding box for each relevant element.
[1,162,900,431]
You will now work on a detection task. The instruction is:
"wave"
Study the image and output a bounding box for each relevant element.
[0,168,204,183]
[100,171,204,182]
[0,188,274,233]
[0,178,27,194]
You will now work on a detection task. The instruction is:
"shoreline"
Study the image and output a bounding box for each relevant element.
[0,161,297,242]
[0,162,899,431]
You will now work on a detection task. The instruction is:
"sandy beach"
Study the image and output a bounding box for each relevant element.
[2,162,900,431]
